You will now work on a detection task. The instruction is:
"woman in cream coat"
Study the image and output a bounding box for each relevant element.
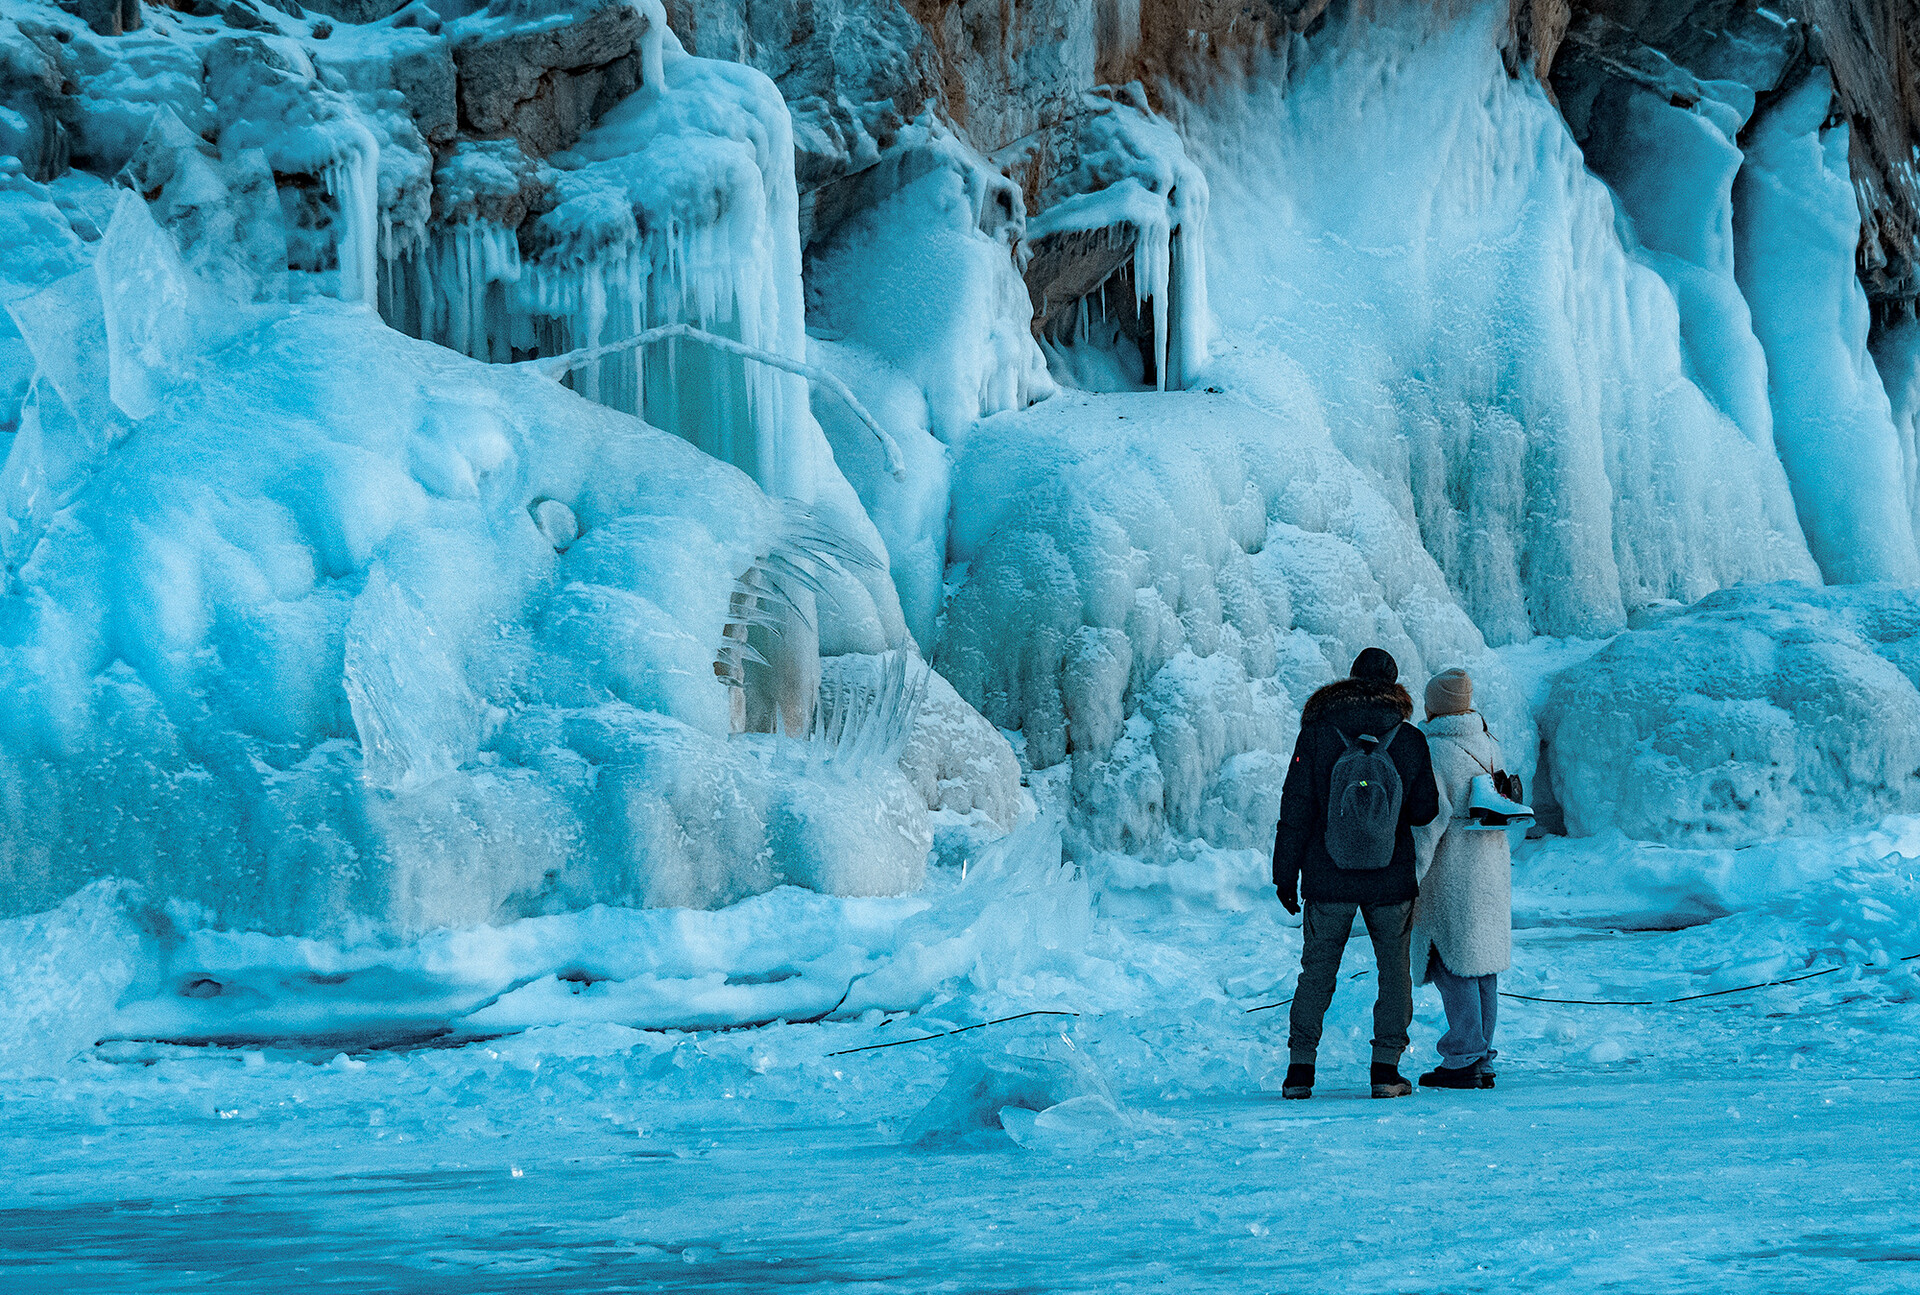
[1410,667,1511,1089]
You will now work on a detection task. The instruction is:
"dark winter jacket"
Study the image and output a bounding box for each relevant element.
[1272,677,1441,906]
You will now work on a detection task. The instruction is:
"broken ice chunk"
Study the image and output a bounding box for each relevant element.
[94,192,197,421]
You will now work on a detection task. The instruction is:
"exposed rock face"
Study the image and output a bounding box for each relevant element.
[57,0,140,38]
[1797,0,1920,305]
[1125,0,1330,87]
[302,0,414,22]
[316,25,458,146]
[1502,0,1571,84]
[1553,0,1920,309]
[452,0,646,156]
[0,18,65,180]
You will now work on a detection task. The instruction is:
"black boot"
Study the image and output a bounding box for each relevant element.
[1282,1063,1314,1099]
[1419,1064,1482,1090]
[1370,1062,1412,1098]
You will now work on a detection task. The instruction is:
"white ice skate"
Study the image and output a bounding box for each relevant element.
[1463,773,1533,831]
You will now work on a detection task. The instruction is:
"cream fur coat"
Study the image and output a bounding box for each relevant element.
[1410,711,1513,982]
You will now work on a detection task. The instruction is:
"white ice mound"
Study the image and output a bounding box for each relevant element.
[804,117,1054,445]
[1542,583,1920,843]
[0,259,942,933]
[940,389,1532,859]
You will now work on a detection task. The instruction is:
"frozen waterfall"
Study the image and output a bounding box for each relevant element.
[1180,2,1824,643]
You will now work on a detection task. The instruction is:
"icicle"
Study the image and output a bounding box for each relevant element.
[323,122,381,306]
[635,0,668,91]
[578,262,608,404]
[806,649,930,780]
[446,227,472,355]
[520,322,905,479]
[417,221,526,362]
[1166,176,1211,390]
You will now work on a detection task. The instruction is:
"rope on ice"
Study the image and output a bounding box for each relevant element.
[1492,951,1920,1006]
[1241,951,1920,1013]
[827,1011,1083,1058]
[516,323,908,481]
[823,953,1920,1058]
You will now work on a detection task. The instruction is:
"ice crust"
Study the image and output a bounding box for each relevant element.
[0,813,1085,1066]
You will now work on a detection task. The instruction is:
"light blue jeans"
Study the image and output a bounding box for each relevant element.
[1428,951,1498,1070]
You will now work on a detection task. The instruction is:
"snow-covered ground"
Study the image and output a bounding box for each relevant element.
[5,807,1917,1291]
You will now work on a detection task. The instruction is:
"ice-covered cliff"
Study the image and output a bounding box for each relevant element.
[3,0,1919,955]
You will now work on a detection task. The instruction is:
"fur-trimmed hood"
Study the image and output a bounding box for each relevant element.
[1300,675,1415,727]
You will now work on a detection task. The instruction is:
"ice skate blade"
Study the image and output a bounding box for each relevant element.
[1463,814,1533,831]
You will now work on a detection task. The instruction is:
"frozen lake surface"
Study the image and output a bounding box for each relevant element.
[6,826,1917,1293]
[4,1068,1916,1292]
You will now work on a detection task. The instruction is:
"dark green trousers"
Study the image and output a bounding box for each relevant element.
[1287,900,1414,1066]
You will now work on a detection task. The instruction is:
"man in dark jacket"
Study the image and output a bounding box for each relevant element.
[1272,647,1439,1099]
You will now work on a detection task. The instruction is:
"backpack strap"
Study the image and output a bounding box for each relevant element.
[1336,722,1404,752]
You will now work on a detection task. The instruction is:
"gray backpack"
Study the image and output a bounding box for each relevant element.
[1326,725,1404,870]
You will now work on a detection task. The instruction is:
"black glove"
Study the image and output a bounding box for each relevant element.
[1276,885,1300,916]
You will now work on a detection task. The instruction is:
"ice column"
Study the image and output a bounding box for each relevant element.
[326,122,382,306]
[1183,2,1821,640]
[1872,315,1920,546]
[1584,86,1775,448]
[1734,71,1920,584]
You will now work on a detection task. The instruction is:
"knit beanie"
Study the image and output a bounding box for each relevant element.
[1350,647,1399,683]
[1425,667,1473,718]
